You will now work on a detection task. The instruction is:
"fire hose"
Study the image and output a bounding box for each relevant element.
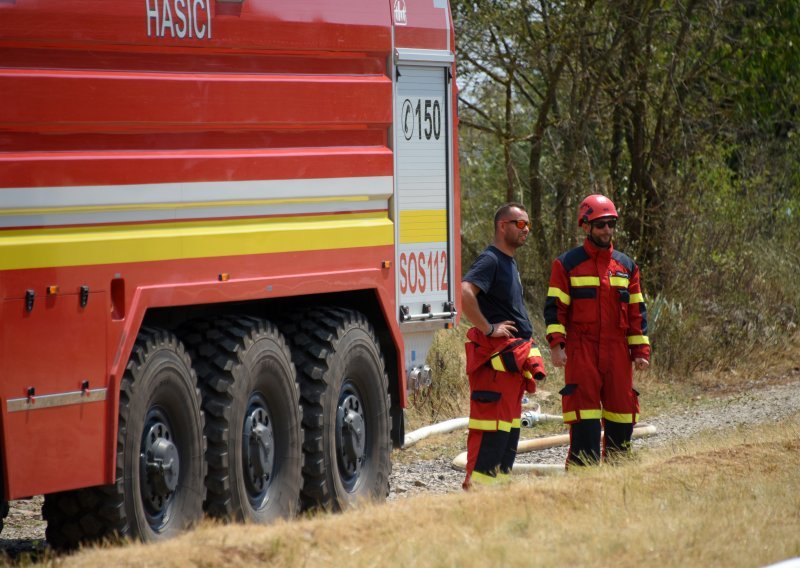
[403,406,657,475]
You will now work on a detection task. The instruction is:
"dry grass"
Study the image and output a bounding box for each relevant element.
[55,413,800,568]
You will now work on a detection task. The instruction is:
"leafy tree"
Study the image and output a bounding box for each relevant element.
[453,0,800,372]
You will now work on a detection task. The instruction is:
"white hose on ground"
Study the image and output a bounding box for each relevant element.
[403,417,470,447]
[451,423,658,475]
[402,407,563,448]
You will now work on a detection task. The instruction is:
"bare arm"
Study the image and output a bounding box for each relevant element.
[460,281,516,337]
[461,281,490,334]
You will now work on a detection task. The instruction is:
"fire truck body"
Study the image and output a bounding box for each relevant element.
[0,0,459,544]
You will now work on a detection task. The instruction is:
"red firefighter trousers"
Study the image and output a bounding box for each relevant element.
[561,334,640,465]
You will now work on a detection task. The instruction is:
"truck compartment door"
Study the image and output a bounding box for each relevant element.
[394,61,456,387]
[0,292,109,499]
[395,64,455,323]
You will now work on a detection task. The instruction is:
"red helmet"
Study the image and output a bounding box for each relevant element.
[577,194,618,226]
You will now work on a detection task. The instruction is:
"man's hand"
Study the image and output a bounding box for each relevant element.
[489,320,518,338]
[634,358,649,371]
[551,344,567,368]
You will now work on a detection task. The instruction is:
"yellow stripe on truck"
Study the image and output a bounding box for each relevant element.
[0,212,393,270]
[399,209,447,244]
[0,195,373,218]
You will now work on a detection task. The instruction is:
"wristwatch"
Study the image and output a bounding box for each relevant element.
[485,324,494,336]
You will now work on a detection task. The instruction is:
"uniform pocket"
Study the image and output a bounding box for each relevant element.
[570,288,598,323]
[472,390,502,403]
[631,388,640,420]
[618,289,630,329]
[559,383,578,396]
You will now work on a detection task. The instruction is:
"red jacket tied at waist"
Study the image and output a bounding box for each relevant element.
[465,327,546,432]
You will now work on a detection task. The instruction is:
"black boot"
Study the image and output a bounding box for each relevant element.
[567,419,601,467]
[603,420,634,462]
[499,427,521,474]
[474,430,509,476]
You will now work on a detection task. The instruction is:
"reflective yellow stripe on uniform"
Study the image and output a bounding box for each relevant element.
[498,420,513,432]
[627,335,650,345]
[548,286,571,305]
[471,471,500,486]
[495,472,512,484]
[629,293,644,304]
[491,345,540,374]
[610,276,630,288]
[570,276,600,287]
[523,370,532,379]
[468,418,497,431]
[563,411,577,422]
[490,354,505,372]
[579,409,602,420]
[603,410,639,423]
[511,418,521,428]
[547,323,566,335]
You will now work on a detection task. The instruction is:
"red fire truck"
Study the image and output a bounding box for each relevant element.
[0,0,460,547]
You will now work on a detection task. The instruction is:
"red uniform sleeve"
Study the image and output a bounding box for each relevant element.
[626,265,651,361]
[521,340,546,392]
[544,258,570,348]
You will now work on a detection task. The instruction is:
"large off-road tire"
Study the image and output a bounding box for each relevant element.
[43,328,205,549]
[181,316,302,523]
[282,308,391,511]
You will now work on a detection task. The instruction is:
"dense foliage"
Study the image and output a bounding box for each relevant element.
[454,0,800,374]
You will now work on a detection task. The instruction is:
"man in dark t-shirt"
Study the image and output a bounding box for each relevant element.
[462,202,532,341]
[460,202,542,489]
[462,246,532,340]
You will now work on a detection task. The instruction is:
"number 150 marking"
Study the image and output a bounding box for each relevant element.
[401,98,442,141]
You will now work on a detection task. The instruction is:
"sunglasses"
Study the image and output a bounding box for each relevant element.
[591,219,617,229]
[503,219,532,230]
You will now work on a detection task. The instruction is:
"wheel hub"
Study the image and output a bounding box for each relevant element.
[141,418,180,516]
[336,391,365,481]
[243,400,274,501]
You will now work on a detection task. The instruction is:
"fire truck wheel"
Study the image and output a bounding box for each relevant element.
[116,328,207,542]
[284,308,392,511]
[43,328,205,549]
[181,316,302,524]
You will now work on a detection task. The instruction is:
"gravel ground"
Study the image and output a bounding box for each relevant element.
[2,373,798,559]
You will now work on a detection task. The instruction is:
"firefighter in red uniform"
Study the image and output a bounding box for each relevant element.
[544,195,650,466]
[461,203,546,488]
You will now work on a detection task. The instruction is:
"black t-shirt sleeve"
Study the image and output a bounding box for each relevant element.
[462,251,497,294]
